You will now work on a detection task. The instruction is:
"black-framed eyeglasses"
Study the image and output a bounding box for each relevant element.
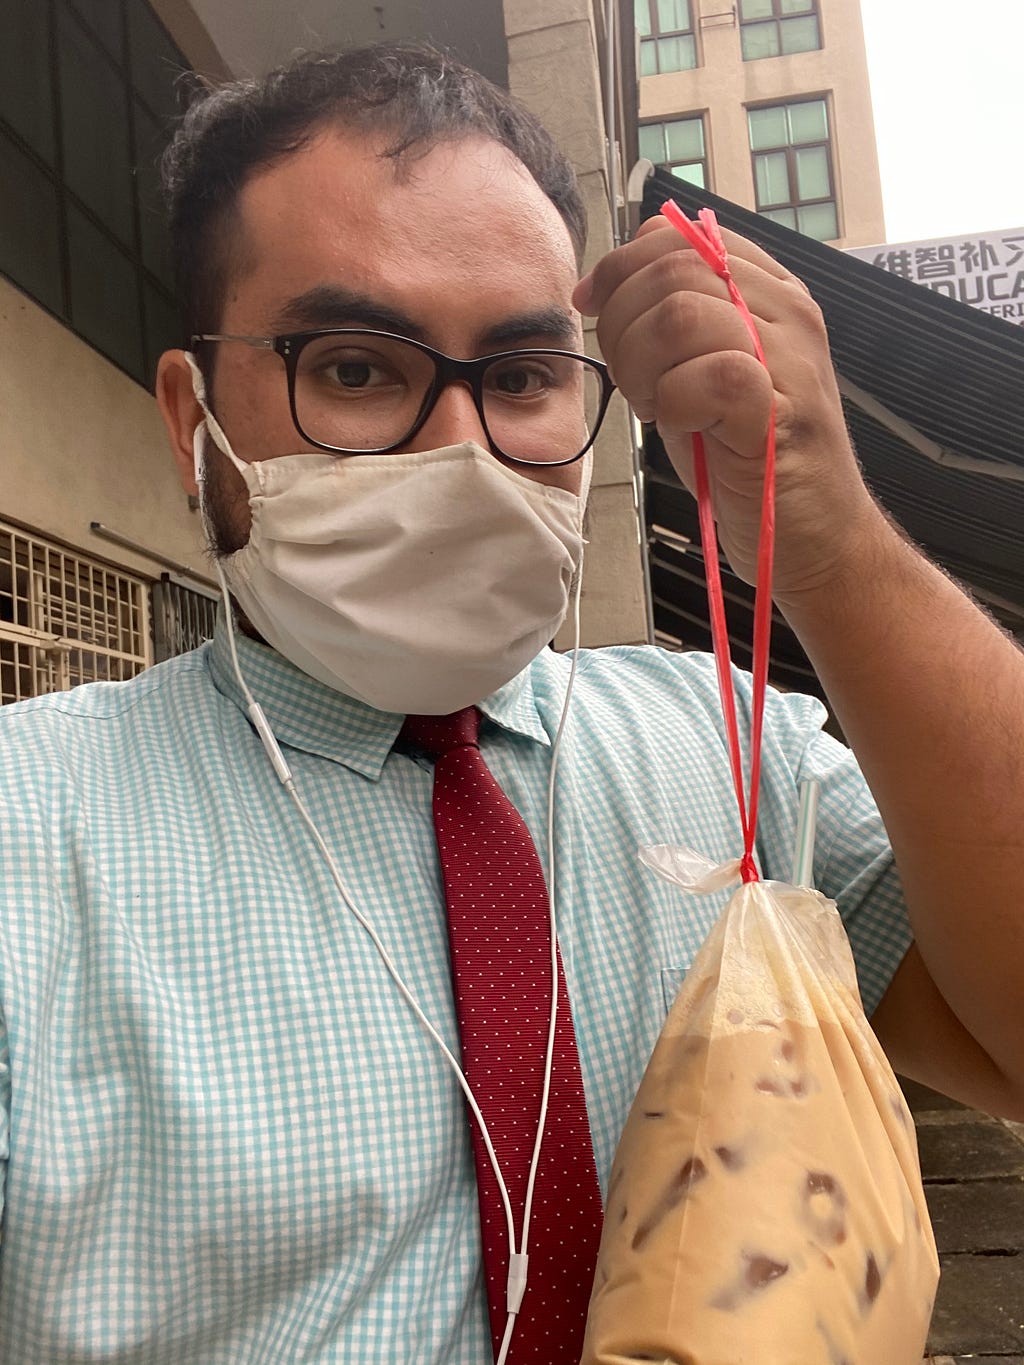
[190,328,616,468]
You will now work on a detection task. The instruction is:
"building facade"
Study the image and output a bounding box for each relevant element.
[635,0,885,249]
[0,1,221,705]
[0,0,652,707]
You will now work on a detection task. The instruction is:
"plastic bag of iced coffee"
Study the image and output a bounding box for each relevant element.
[580,845,939,1365]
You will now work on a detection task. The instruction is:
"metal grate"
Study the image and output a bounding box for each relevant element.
[151,573,219,663]
[0,519,151,704]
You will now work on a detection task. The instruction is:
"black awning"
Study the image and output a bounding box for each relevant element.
[640,170,1024,701]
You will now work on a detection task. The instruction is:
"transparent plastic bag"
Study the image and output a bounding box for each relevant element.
[580,846,939,1365]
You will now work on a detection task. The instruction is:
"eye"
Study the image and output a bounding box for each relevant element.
[332,360,377,388]
[317,353,401,392]
[488,359,556,398]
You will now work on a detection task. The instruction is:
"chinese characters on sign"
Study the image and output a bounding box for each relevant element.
[845,230,1024,326]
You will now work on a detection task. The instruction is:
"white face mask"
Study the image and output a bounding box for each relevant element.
[187,357,589,714]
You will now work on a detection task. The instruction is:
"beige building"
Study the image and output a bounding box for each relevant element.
[1,0,650,709]
[635,0,885,248]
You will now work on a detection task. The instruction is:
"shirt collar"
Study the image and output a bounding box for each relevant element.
[206,613,551,780]
[479,663,552,749]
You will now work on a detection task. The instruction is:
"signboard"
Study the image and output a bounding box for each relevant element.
[845,229,1024,325]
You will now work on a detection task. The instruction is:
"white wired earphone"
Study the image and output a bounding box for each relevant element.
[202,422,586,1364]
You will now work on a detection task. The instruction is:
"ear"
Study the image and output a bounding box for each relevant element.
[156,349,204,497]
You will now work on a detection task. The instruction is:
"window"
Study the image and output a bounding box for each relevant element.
[0,521,151,704]
[739,0,821,60]
[151,574,219,664]
[0,0,188,388]
[635,0,698,75]
[639,116,708,188]
[748,99,838,240]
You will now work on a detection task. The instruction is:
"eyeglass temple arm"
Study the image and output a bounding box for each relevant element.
[190,333,275,350]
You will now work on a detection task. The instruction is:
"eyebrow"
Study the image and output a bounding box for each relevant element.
[271,285,426,339]
[477,307,579,351]
[271,287,579,353]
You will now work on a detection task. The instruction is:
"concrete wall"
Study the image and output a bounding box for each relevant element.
[0,275,206,583]
[639,0,885,248]
[504,0,650,647]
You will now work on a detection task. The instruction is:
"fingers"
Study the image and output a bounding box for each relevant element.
[572,213,867,595]
[636,214,795,284]
[573,217,828,443]
[576,223,819,384]
[652,352,774,459]
[582,244,787,443]
[597,268,758,406]
[574,218,795,316]
[574,222,690,315]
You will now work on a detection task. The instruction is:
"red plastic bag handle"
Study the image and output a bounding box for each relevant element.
[660,202,777,884]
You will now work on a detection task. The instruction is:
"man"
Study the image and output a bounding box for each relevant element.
[0,42,1021,1365]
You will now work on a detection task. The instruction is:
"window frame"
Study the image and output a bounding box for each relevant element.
[747,96,839,241]
[638,113,710,190]
[738,0,822,62]
[0,0,186,389]
[635,0,700,76]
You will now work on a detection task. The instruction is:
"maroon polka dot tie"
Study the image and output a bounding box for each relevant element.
[401,707,603,1363]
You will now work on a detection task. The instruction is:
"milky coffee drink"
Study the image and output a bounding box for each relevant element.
[581,880,939,1365]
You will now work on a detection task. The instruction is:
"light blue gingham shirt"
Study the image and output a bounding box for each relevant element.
[0,622,911,1362]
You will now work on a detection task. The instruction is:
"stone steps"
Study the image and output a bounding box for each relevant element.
[902,1077,1024,1365]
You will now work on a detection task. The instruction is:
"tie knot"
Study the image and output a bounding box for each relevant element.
[401,707,481,759]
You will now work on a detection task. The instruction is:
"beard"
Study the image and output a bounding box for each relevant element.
[201,429,251,557]
[199,431,265,640]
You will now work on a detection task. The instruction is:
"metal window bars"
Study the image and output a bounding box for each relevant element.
[151,572,219,664]
[0,519,151,704]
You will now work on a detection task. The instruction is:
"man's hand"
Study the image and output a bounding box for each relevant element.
[576,218,1024,1121]
[573,217,885,603]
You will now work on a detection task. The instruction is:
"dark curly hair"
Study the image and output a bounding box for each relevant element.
[162,42,587,343]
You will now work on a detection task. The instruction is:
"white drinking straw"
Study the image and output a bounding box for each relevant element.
[792,779,821,888]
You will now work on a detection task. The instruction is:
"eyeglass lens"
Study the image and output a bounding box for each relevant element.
[292,332,603,463]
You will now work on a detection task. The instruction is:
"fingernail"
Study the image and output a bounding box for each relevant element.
[573,271,595,313]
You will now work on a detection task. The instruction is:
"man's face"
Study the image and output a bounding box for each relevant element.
[180,126,587,553]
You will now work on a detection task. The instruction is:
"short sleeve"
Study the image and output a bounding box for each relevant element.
[602,649,915,1019]
[795,726,912,1017]
[727,669,912,1020]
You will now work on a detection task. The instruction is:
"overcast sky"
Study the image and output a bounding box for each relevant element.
[858,0,1024,243]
